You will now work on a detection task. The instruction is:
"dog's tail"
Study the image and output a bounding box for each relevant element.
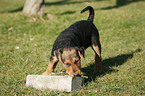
[80,6,94,22]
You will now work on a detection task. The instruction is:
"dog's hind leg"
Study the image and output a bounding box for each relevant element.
[91,30,102,73]
[42,56,58,75]
[92,45,102,73]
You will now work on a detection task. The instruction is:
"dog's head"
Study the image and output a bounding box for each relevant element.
[54,47,85,76]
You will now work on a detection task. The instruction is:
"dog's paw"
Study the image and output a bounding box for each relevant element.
[42,71,50,75]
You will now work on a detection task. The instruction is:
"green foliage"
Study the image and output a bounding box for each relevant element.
[0,0,145,95]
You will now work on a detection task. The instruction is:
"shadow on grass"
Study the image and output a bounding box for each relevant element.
[45,0,103,6]
[82,49,141,84]
[100,0,143,10]
[0,7,23,13]
[9,7,23,13]
[45,0,81,6]
[55,11,76,15]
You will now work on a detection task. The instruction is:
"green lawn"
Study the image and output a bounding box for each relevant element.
[0,0,145,95]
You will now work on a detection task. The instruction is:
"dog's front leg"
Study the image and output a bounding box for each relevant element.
[42,56,58,75]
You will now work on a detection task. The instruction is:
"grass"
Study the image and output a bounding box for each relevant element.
[0,0,145,95]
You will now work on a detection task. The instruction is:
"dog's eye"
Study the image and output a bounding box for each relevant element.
[66,63,71,67]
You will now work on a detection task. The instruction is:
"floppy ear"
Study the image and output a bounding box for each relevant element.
[53,48,63,62]
[78,51,84,60]
[76,47,85,60]
[58,48,63,63]
[53,50,57,59]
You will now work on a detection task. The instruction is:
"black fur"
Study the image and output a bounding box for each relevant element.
[51,6,101,56]
[81,6,94,22]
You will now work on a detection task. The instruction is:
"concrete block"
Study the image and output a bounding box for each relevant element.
[26,75,83,92]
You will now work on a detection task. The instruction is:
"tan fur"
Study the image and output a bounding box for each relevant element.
[42,47,82,76]
[42,56,58,75]
[62,48,81,76]
[92,45,102,73]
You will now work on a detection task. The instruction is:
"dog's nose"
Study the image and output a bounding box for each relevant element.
[73,73,80,76]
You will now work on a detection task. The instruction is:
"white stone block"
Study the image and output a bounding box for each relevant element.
[26,75,83,92]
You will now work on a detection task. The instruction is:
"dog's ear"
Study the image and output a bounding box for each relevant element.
[53,48,63,62]
[58,48,63,63]
[76,47,85,60]
[53,50,57,58]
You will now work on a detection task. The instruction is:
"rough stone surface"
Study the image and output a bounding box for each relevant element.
[26,75,83,92]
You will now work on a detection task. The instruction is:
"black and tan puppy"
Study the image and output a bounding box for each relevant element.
[42,6,102,76]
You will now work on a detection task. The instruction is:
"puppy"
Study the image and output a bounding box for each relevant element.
[42,6,102,76]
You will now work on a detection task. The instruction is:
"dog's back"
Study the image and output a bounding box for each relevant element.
[51,6,99,54]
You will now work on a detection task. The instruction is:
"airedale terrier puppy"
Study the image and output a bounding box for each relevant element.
[42,6,102,76]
